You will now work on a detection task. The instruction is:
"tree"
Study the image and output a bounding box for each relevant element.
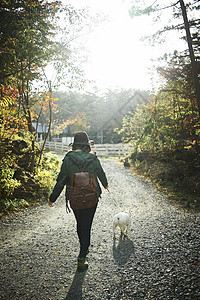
[156,56,200,149]
[117,60,200,153]
[0,82,27,140]
[0,0,58,84]
[129,0,200,116]
[0,0,58,170]
[51,89,149,143]
[0,0,92,170]
[179,0,200,115]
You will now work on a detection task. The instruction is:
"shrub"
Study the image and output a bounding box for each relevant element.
[0,132,61,214]
[35,153,61,194]
[0,157,21,212]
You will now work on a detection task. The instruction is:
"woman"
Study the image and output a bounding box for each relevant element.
[48,131,108,271]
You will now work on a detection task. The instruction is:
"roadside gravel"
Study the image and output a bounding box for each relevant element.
[0,158,199,300]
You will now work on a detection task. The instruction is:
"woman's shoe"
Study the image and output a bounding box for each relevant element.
[77,257,88,272]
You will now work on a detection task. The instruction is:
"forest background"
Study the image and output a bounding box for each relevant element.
[0,0,200,214]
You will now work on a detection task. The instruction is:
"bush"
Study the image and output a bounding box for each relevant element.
[130,149,200,211]
[35,152,61,194]
[0,133,61,215]
[0,157,21,212]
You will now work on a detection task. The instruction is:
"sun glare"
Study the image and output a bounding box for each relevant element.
[85,15,156,91]
[65,0,179,92]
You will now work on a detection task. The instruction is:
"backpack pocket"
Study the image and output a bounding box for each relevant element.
[69,172,98,210]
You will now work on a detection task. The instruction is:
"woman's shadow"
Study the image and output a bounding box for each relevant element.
[64,269,87,300]
[113,234,135,266]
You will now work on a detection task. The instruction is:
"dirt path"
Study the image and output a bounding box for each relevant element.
[0,158,199,300]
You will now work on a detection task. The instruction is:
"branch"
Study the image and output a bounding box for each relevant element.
[129,0,179,17]
[153,1,180,12]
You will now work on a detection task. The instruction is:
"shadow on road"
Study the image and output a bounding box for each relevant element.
[113,235,135,266]
[64,269,87,300]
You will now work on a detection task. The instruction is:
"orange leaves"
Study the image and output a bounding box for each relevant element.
[0,83,29,139]
[0,84,19,105]
[52,117,76,135]
[51,2,56,9]
[38,92,58,112]
[72,112,90,132]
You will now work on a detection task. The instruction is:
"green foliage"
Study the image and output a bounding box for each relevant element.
[0,132,61,215]
[0,158,21,198]
[1,199,30,213]
[0,0,58,84]
[35,153,61,192]
[117,56,200,154]
[129,1,157,17]
[116,108,148,145]
[0,0,93,172]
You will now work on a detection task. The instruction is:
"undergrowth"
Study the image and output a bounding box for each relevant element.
[128,149,200,211]
[0,135,61,216]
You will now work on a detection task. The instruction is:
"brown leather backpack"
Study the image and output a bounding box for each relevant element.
[68,156,98,210]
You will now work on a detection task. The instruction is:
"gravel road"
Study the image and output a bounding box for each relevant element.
[0,158,199,300]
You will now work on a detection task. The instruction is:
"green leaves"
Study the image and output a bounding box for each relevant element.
[118,56,200,153]
[129,3,156,17]
[0,0,56,83]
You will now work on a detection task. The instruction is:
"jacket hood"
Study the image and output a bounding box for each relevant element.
[66,151,96,168]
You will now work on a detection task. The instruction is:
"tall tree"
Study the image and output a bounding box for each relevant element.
[1,0,60,170]
[129,0,200,115]
[0,0,91,170]
[179,0,200,115]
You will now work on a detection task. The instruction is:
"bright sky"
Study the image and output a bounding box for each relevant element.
[64,0,186,92]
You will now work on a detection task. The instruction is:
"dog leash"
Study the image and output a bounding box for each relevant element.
[106,188,122,210]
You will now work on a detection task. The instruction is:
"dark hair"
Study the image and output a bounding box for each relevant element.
[72,144,91,153]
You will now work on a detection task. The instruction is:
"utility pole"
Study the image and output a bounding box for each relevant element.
[179,0,200,117]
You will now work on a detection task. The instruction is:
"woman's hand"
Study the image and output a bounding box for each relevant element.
[48,201,53,207]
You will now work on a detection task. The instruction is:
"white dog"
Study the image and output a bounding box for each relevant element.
[113,211,131,238]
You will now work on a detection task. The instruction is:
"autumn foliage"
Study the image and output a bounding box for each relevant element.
[118,58,200,153]
[0,1,62,214]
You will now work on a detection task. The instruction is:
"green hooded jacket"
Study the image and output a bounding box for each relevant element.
[49,151,108,203]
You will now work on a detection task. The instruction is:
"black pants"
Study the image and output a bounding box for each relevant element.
[73,204,97,258]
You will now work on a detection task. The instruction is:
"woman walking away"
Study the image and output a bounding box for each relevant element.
[48,131,108,271]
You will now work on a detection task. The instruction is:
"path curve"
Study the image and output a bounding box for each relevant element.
[0,158,199,299]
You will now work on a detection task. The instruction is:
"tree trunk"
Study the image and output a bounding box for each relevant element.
[179,0,200,117]
[38,83,52,166]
